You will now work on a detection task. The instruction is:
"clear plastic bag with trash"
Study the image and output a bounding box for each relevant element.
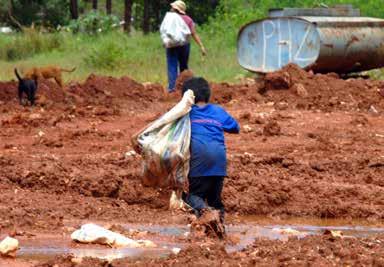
[132,90,195,209]
[132,90,194,189]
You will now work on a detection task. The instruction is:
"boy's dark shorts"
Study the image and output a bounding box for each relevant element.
[185,176,225,215]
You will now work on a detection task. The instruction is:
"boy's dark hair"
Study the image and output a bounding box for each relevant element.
[182,77,211,103]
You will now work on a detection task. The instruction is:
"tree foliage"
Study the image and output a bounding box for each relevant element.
[206,0,384,43]
[0,0,383,31]
[68,10,119,34]
[5,0,70,27]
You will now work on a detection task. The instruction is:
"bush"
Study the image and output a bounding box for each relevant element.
[0,30,63,61]
[84,36,127,70]
[68,11,120,35]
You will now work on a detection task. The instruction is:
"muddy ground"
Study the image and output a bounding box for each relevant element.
[0,64,384,266]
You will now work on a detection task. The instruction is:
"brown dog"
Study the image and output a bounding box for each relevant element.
[24,66,76,88]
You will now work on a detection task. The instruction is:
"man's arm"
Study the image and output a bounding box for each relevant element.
[191,31,207,56]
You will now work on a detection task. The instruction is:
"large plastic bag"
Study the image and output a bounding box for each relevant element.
[160,12,191,48]
[133,90,194,189]
[71,224,155,248]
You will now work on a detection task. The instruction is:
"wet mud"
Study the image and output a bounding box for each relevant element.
[0,65,384,265]
[3,219,384,266]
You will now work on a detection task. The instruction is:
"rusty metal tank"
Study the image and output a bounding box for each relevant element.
[237,5,384,74]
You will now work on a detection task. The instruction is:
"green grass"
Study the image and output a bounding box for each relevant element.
[2,0,384,84]
[0,29,250,86]
[2,27,383,85]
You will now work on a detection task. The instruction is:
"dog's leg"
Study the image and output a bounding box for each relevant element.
[54,75,63,88]
[26,89,33,106]
[31,81,38,106]
[18,88,24,106]
[29,94,35,106]
[55,75,68,97]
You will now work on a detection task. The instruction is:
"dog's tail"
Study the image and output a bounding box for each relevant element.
[60,67,76,73]
[14,68,22,82]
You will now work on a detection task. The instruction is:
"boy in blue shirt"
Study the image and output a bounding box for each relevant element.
[181,77,240,227]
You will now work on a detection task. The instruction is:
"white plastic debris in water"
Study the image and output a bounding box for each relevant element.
[72,250,127,262]
[0,236,19,257]
[183,232,190,237]
[323,229,343,238]
[71,224,156,248]
[171,247,181,255]
[272,227,302,235]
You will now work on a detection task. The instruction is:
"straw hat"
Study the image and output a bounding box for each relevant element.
[171,0,187,15]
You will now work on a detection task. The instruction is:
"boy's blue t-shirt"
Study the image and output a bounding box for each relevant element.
[189,103,240,177]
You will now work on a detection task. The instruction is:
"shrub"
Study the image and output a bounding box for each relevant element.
[0,30,63,61]
[68,11,120,35]
[84,36,126,70]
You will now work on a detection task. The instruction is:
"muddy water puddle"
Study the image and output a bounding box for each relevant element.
[19,246,170,262]
[18,235,177,262]
[17,218,384,261]
[226,216,384,251]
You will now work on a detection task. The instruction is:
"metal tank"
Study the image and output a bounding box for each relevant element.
[237,5,384,74]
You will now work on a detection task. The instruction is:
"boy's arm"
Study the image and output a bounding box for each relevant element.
[222,112,240,134]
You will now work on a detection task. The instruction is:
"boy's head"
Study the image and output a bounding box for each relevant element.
[182,77,211,103]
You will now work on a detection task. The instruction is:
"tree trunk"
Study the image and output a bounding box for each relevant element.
[8,0,23,31]
[92,0,98,10]
[153,0,160,29]
[106,0,112,15]
[142,0,150,34]
[124,0,133,33]
[69,0,79,19]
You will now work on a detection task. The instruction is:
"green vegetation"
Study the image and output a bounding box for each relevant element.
[0,30,63,61]
[0,30,246,84]
[1,1,384,85]
[67,11,120,34]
